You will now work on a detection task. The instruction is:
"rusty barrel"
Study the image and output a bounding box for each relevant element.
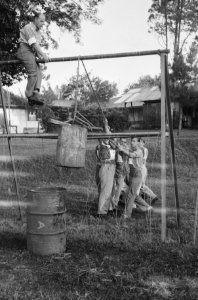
[27,187,66,255]
[56,124,87,167]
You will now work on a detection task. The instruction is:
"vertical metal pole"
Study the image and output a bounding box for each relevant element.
[161,54,167,241]
[0,71,21,219]
[193,190,198,245]
[164,55,180,228]
[7,90,11,126]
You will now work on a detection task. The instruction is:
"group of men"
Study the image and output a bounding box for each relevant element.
[95,120,158,219]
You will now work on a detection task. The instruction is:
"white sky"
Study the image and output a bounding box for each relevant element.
[8,0,164,96]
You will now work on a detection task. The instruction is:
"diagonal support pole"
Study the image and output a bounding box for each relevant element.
[0,71,22,220]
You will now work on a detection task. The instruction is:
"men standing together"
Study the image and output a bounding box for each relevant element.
[96,133,158,219]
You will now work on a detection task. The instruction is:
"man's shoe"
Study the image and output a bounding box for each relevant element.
[108,210,117,217]
[151,197,159,206]
[28,95,44,106]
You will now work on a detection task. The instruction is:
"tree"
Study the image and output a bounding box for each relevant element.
[40,84,58,105]
[148,0,198,132]
[59,74,118,106]
[148,0,198,58]
[124,75,160,93]
[0,0,104,85]
[1,89,26,106]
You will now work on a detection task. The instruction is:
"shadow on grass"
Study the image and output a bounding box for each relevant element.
[0,231,26,250]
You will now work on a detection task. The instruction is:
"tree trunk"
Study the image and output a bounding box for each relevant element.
[177,104,183,135]
[173,0,180,59]
[177,0,184,54]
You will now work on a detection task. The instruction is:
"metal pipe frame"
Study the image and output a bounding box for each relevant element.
[0,131,162,140]
[0,49,169,66]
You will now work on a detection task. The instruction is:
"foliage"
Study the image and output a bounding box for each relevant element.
[148,0,198,55]
[40,84,58,105]
[37,106,57,132]
[77,106,129,132]
[1,89,26,106]
[37,75,118,132]
[124,75,160,93]
[0,0,104,85]
[105,108,129,131]
[169,41,198,106]
[169,53,191,104]
[59,74,118,105]
[148,0,198,115]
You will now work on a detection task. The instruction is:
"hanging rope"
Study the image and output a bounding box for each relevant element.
[68,57,103,131]
[73,56,80,122]
[80,59,107,124]
[50,57,102,131]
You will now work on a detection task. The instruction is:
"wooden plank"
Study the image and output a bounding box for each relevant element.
[160,54,167,242]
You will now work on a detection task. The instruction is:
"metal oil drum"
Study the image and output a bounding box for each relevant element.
[27,187,66,255]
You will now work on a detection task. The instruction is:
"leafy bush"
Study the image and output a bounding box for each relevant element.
[41,105,130,132]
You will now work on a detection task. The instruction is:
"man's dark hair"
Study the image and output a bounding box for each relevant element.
[131,137,138,142]
[138,137,145,144]
[28,10,43,22]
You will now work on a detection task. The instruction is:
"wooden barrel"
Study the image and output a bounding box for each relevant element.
[27,187,66,256]
[56,124,87,167]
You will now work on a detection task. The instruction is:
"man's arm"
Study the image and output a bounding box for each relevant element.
[31,43,50,62]
[103,117,111,134]
[118,145,139,158]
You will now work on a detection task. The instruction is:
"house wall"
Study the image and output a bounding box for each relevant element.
[143,103,161,129]
[128,108,143,123]
[0,108,40,133]
[128,108,143,129]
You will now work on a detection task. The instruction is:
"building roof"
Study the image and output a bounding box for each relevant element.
[50,100,75,108]
[108,96,143,109]
[113,86,161,107]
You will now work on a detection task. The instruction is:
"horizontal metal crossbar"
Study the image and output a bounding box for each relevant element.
[0,49,169,66]
[0,131,165,139]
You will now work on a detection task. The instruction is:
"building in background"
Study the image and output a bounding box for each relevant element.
[109,86,198,129]
[0,104,43,133]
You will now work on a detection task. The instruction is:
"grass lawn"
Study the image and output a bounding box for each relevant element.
[0,135,198,299]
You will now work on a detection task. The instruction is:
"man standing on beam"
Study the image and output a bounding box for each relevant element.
[17,8,50,106]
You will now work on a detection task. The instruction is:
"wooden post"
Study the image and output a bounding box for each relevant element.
[193,190,198,245]
[164,56,180,228]
[0,71,22,220]
[161,54,167,241]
